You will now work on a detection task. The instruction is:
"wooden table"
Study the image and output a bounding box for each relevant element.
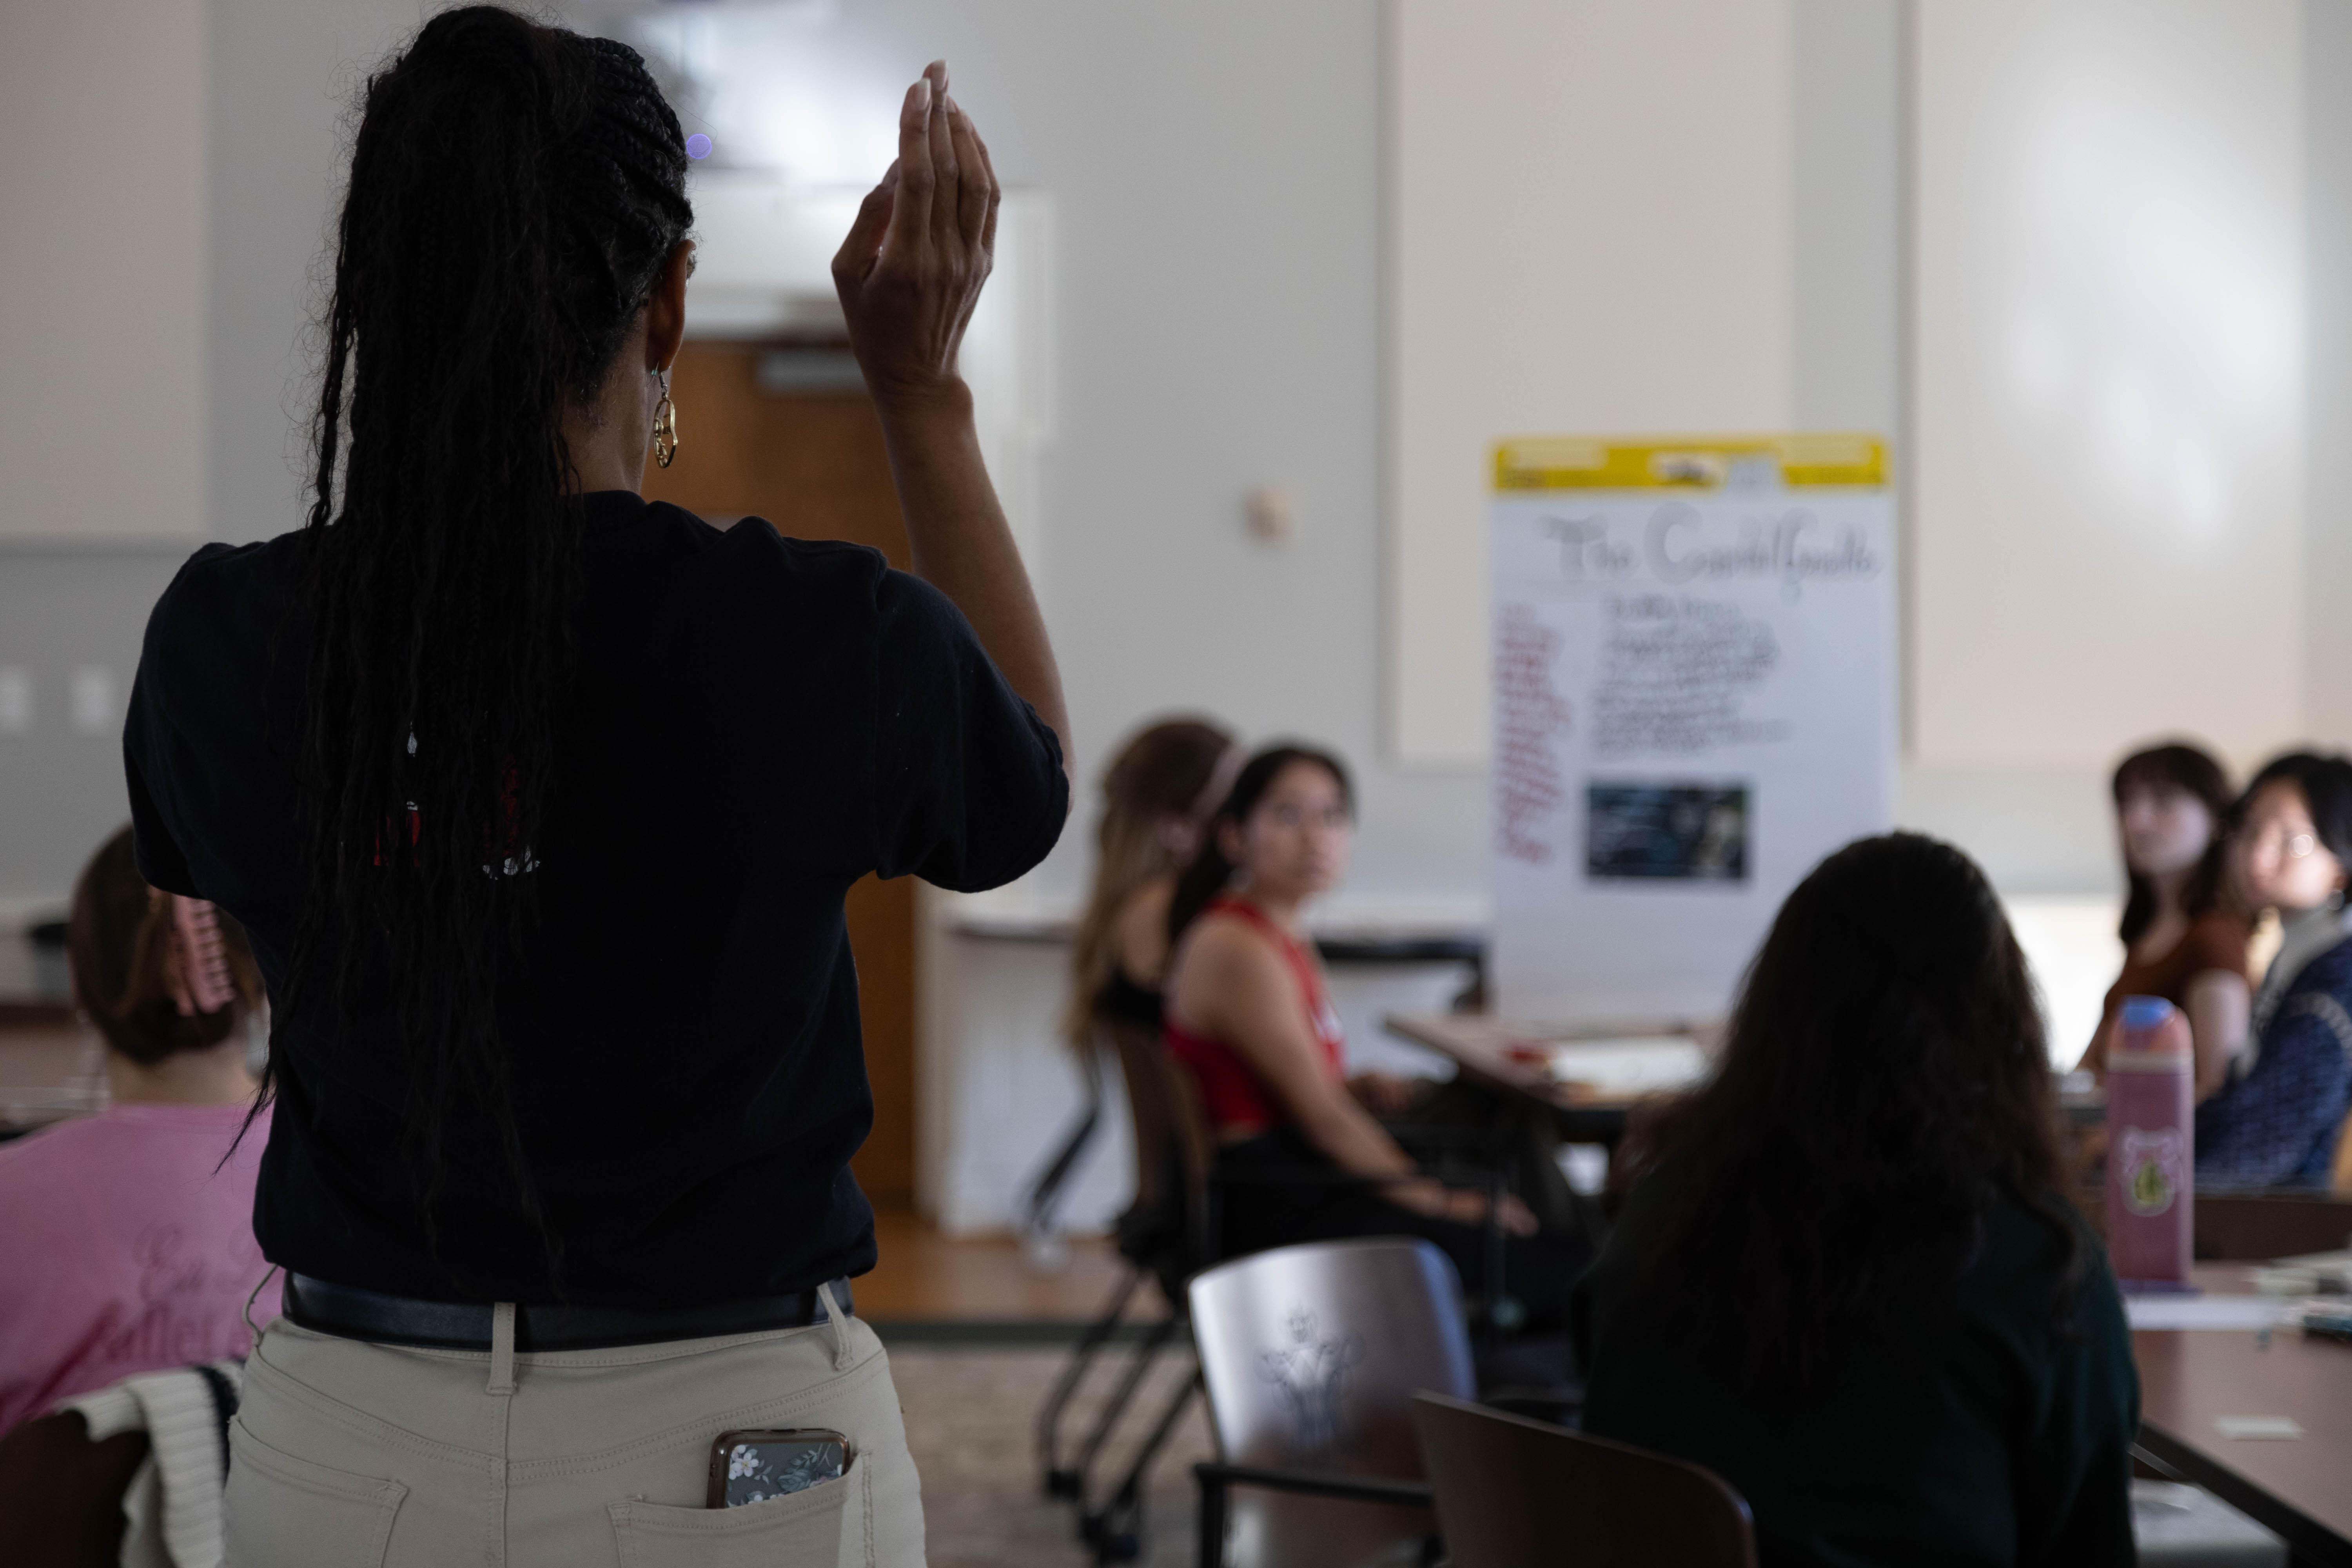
[1382,1013,1715,1143]
[1390,1013,2111,1140]
[2132,1265,2352,1565]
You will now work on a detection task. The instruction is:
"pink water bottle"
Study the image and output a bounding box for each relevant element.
[2105,995,2194,1287]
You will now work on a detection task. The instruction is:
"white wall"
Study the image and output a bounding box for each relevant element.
[0,0,209,539]
[1387,0,1798,769]
[1791,0,1903,436]
[0,0,424,905]
[1913,0,2307,773]
[209,0,432,544]
[0,0,211,899]
[1375,0,2346,905]
[2308,0,2352,746]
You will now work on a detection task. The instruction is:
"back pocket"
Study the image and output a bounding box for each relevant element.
[607,1472,852,1568]
[223,1419,408,1568]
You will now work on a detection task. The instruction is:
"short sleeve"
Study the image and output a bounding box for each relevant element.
[121,550,229,899]
[124,711,196,896]
[2180,914,2252,983]
[869,570,1068,890]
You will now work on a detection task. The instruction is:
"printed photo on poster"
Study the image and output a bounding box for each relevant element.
[1585,782,1750,882]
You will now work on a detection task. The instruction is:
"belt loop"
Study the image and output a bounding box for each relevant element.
[487,1302,518,1396]
[817,1281,852,1371]
[243,1264,282,1345]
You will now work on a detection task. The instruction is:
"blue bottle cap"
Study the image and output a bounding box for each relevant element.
[2120,995,2174,1031]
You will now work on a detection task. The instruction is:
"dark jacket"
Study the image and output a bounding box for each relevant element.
[1572,1163,2138,1568]
[2196,935,2352,1188]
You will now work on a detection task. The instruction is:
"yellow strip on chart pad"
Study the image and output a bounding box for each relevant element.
[1494,434,1886,492]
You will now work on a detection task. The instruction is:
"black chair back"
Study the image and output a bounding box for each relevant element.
[1103,1011,1216,1285]
[1411,1392,1756,1568]
[0,1411,151,1568]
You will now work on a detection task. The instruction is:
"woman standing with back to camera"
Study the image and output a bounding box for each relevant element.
[123,12,1065,1563]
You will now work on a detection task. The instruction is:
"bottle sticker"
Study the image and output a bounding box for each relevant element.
[2117,1127,2187,1218]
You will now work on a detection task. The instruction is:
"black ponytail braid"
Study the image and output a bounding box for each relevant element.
[281,6,690,1287]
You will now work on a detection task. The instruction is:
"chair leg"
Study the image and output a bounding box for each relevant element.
[1071,1311,1181,1503]
[1083,1359,1200,1564]
[1482,1165,1524,1333]
[1038,1265,1147,1496]
[1195,1462,1229,1568]
[1023,1042,1107,1236]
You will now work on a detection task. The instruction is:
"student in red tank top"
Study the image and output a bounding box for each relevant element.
[1163,745,1587,1327]
[1163,891,1347,1131]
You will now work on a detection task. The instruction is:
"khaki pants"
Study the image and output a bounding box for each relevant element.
[223,1304,925,1567]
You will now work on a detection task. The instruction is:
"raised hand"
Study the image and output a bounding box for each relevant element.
[824,61,1070,782]
[831,60,1002,407]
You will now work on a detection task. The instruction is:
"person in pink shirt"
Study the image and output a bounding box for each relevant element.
[0,826,275,1435]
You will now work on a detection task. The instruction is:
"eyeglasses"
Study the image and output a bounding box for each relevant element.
[2247,822,2320,860]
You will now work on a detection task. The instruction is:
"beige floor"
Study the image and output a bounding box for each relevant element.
[892,1342,1214,1568]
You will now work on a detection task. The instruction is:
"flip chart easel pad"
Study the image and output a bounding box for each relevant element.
[1490,436,1896,1024]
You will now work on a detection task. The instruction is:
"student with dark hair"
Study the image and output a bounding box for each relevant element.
[0,828,270,1434]
[1162,745,1586,1326]
[2077,741,2250,1096]
[1573,833,2137,1567]
[2196,751,2352,1187]
[122,13,1065,1561]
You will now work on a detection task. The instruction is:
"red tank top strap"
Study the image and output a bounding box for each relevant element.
[1203,893,1318,998]
[1169,892,1352,1137]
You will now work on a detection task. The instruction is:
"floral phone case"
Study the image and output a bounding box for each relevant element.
[706,1428,854,1508]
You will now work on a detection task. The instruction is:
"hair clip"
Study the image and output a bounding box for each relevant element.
[167,896,236,1017]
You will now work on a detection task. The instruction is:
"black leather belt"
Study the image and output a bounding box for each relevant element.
[283,1272,854,1352]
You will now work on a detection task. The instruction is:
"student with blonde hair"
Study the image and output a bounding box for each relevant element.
[1063,716,1239,1046]
[0,827,270,1435]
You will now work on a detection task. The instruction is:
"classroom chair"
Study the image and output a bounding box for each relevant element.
[0,1412,149,1568]
[1033,1009,1214,1561]
[1188,1237,1474,1568]
[0,1359,243,1568]
[1410,1392,1756,1568]
[2191,1191,2352,1261]
[1035,1014,1523,1562]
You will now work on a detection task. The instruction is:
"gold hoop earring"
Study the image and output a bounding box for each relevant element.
[651,371,680,469]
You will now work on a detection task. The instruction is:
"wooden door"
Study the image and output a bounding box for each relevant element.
[639,342,918,1208]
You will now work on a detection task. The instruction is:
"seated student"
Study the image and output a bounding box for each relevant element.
[2076,742,2250,1098]
[0,828,272,1435]
[1065,715,1240,1043]
[1573,833,2136,1567]
[1161,744,1587,1325]
[2196,751,2352,1187]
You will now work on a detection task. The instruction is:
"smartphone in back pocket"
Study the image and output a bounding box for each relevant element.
[707,1428,854,1508]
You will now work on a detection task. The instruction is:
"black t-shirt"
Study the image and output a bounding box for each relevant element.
[123,492,1067,1305]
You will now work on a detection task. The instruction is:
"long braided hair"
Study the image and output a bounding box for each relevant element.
[282,7,691,1274]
